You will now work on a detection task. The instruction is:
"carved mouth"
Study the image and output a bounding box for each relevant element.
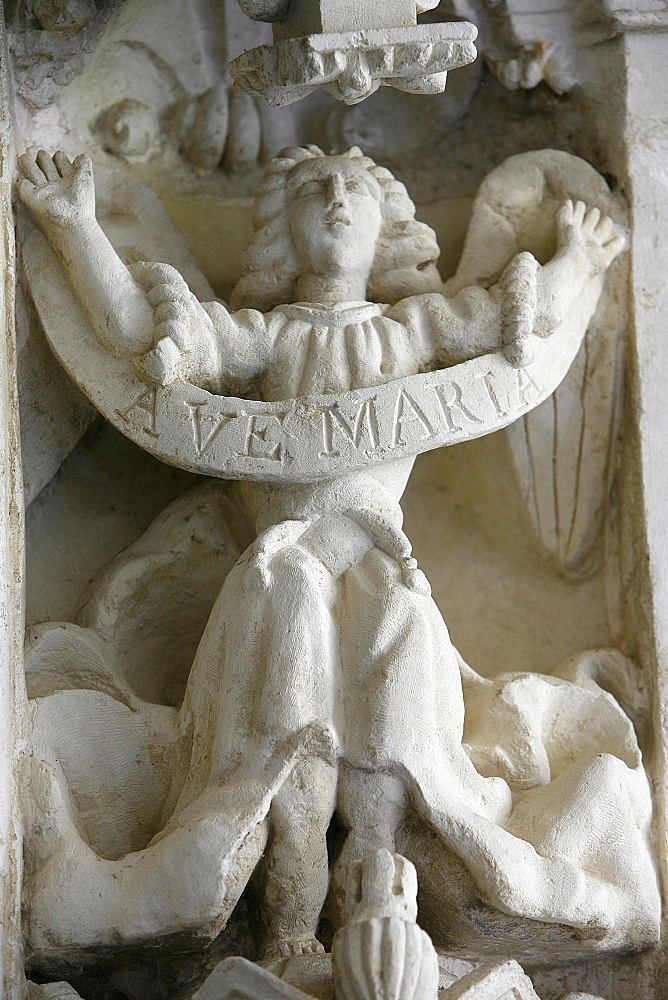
[325,212,351,227]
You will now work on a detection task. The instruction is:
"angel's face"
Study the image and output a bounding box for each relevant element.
[288,158,382,281]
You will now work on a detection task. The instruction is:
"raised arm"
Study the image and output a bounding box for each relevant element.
[534,199,623,332]
[493,199,624,366]
[18,150,242,390]
[392,199,623,372]
[18,151,157,357]
[487,199,623,365]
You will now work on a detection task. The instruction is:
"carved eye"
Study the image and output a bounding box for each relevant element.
[297,180,324,198]
[345,176,368,194]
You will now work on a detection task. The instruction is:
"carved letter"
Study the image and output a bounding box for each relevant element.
[186,402,233,456]
[391,389,434,448]
[478,371,510,417]
[242,414,284,461]
[116,388,159,439]
[517,367,542,407]
[433,382,484,430]
[320,398,380,457]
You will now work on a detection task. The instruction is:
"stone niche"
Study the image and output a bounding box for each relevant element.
[1,1,668,1000]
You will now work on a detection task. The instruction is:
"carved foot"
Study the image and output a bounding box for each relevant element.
[263,935,326,963]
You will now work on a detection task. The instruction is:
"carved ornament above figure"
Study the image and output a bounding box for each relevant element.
[236,0,442,23]
[229,0,478,104]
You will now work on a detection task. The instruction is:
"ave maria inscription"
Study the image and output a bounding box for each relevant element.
[113,360,545,483]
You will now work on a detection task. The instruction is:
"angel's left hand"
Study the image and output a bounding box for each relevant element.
[556,200,625,276]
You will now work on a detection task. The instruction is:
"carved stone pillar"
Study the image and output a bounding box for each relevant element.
[615,12,668,993]
[0,11,27,1000]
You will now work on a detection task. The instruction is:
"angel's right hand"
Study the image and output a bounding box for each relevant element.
[17,151,96,232]
[130,262,220,387]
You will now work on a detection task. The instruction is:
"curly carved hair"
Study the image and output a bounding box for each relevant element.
[230,145,441,311]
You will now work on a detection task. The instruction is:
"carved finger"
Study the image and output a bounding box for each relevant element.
[18,152,44,186]
[583,207,601,233]
[148,283,187,307]
[35,150,59,183]
[572,200,586,226]
[16,177,36,205]
[602,227,624,248]
[521,59,543,89]
[159,319,190,352]
[134,337,182,385]
[505,339,534,367]
[72,152,91,167]
[556,199,574,228]
[604,234,625,262]
[53,150,74,178]
[594,215,614,242]
[72,153,93,185]
[71,154,94,195]
[142,262,187,290]
[155,300,189,325]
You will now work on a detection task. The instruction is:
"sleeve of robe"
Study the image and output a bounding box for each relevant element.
[199,301,274,396]
[386,284,505,372]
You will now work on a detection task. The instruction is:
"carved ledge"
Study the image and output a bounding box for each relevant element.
[229,22,477,106]
[28,984,84,1000]
[444,960,540,1000]
[576,0,668,42]
[192,957,310,998]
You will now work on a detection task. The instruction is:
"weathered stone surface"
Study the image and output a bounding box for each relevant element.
[6,6,668,999]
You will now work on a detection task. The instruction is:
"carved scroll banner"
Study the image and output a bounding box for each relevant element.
[23,222,586,486]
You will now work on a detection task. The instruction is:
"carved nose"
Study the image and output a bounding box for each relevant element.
[328,173,347,207]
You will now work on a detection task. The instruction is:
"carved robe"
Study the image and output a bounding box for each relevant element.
[161,297,507,814]
[153,297,659,949]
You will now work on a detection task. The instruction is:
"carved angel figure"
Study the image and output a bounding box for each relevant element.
[18,146,659,969]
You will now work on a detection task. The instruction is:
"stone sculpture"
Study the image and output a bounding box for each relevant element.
[16,141,659,993]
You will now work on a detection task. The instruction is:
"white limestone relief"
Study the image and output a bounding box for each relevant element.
[20,148,617,485]
[13,133,658,1000]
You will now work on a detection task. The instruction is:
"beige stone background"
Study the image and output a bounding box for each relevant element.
[4,1,668,998]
